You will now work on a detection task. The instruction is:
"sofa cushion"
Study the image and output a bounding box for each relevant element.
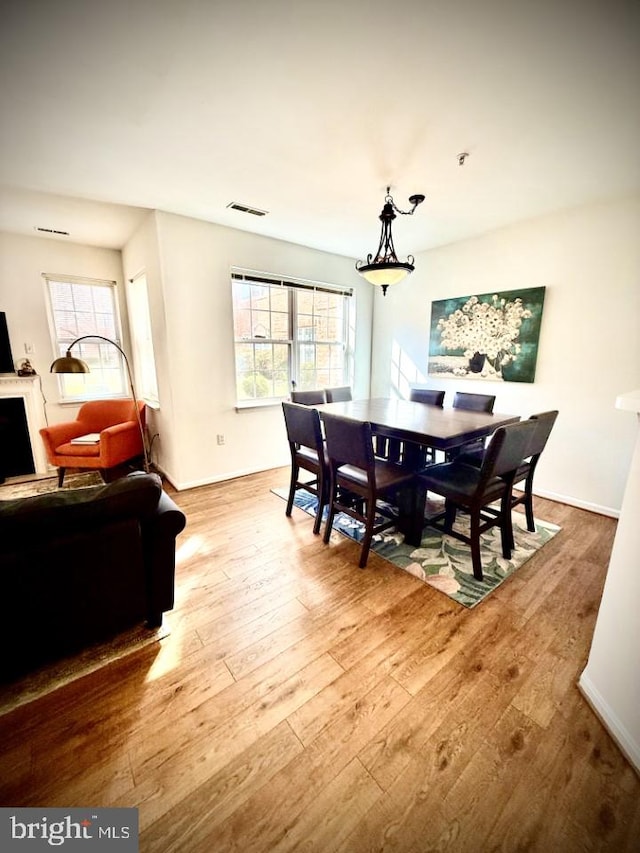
[0,472,163,545]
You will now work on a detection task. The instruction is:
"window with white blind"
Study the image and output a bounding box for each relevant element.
[126,273,159,406]
[45,275,128,402]
[231,270,354,404]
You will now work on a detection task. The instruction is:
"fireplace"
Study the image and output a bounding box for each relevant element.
[0,375,49,478]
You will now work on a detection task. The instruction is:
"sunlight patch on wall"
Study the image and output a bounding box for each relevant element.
[391,339,427,398]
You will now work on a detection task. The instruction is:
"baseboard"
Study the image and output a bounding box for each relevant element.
[578,672,640,776]
[165,462,287,492]
[533,487,620,519]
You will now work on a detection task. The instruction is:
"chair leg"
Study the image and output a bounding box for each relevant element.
[323,475,338,544]
[501,490,515,556]
[313,470,326,535]
[359,500,377,568]
[285,463,298,517]
[444,500,457,532]
[470,512,484,581]
[57,467,65,487]
[524,488,536,532]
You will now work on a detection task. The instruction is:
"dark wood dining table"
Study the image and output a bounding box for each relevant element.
[315,397,521,545]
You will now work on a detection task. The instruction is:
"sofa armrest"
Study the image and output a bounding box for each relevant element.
[140,489,186,626]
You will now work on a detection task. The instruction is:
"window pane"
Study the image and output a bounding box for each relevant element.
[47,278,126,401]
[271,311,289,340]
[271,289,288,313]
[252,310,271,339]
[232,275,351,401]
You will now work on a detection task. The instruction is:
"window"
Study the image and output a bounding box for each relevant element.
[232,270,353,404]
[45,275,127,402]
[126,273,159,406]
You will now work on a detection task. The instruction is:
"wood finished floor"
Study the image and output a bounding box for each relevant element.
[1,467,638,852]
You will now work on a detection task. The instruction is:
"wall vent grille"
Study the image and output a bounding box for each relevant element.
[226,202,268,217]
[34,226,70,236]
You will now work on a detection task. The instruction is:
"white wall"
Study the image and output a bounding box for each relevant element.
[122,211,372,489]
[579,395,640,773]
[0,231,127,428]
[370,196,640,515]
[121,212,175,478]
[6,196,638,513]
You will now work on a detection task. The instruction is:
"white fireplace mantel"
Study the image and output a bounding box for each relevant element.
[0,373,49,475]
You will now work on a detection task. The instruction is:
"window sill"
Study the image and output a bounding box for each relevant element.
[235,399,284,412]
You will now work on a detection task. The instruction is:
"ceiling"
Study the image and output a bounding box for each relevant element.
[1,0,638,258]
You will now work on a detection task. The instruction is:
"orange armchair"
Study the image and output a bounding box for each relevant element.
[40,399,146,486]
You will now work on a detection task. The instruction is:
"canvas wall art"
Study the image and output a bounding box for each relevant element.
[428,287,546,383]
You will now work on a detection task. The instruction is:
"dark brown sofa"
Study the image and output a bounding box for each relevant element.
[0,472,186,681]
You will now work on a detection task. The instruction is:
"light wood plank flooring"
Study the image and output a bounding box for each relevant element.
[1,467,639,852]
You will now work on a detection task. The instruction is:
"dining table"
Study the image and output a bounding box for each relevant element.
[315,397,521,546]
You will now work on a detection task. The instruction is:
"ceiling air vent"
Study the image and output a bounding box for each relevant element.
[34,226,70,236]
[226,202,268,217]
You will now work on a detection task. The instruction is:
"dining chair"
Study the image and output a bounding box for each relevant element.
[419,419,538,580]
[509,410,559,534]
[406,388,446,465]
[409,388,445,407]
[321,412,415,568]
[447,391,498,460]
[281,402,329,535]
[291,389,327,405]
[325,386,352,403]
[456,410,559,540]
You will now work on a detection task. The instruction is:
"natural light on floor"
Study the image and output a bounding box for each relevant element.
[143,534,207,682]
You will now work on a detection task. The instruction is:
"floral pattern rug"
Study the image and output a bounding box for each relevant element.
[273,487,560,608]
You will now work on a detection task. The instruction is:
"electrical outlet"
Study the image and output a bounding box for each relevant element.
[216,434,225,445]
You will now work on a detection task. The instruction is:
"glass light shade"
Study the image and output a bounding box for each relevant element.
[357,262,413,287]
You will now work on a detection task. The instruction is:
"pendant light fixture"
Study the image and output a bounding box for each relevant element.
[356,186,425,295]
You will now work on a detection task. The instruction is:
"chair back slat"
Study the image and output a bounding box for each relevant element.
[409,388,445,407]
[290,389,327,405]
[325,386,352,403]
[480,420,537,482]
[321,413,373,471]
[282,402,323,451]
[453,392,496,413]
[527,411,559,458]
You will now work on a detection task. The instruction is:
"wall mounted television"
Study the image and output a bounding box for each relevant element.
[0,312,16,373]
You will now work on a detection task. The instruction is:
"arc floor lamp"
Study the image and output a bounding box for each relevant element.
[50,334,151,473]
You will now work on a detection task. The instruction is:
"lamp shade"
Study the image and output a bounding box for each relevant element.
[356,262,414,287]
[50,353,90,373]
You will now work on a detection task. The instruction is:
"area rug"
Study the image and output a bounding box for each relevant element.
[0,471,103,500]
[273,487,560,608]
[0,623,169,716]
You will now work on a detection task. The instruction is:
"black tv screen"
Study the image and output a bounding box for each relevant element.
[0,313,15,373]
